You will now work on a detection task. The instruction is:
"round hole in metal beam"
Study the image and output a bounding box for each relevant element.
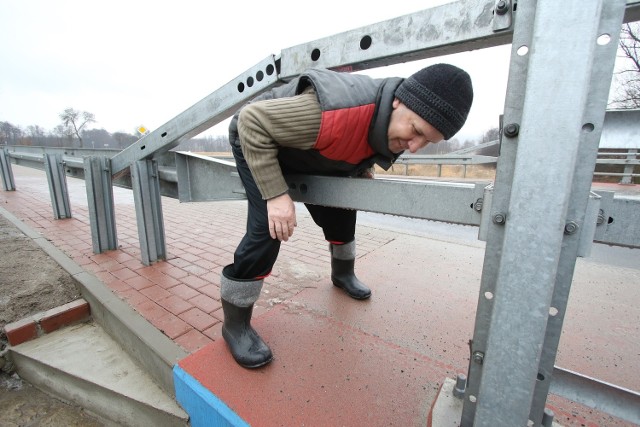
[256,70,264,82]
[237,82,245,93]
[360,35,372,50]
[597,34,611,46]
[311,48,321,61]
[266,64,275,75]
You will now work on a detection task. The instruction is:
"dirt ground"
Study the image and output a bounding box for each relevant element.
[0,214,104,426]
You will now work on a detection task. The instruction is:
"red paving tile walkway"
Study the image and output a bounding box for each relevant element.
[2,164,639,426]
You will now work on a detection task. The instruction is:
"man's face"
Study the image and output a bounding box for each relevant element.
[387,98,445,154]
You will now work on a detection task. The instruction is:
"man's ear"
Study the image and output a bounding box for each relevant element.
[392,98,400,109]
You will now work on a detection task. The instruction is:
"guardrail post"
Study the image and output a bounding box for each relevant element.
[84,156,117,253]
[131,159,166,265]
[461,0,627,425]
[0,147,16,191]
[44,153,72,219]
[621,148,637,184]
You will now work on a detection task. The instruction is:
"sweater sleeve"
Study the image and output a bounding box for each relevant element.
[237,91,322,200]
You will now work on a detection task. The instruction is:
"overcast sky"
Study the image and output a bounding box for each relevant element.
[0,0,512,141]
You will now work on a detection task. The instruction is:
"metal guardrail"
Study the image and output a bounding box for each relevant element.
[2,1,640,425]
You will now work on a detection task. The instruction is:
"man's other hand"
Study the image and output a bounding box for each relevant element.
[266,193,297,241]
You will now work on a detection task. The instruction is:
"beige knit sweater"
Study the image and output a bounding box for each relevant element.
[237,90,322,200]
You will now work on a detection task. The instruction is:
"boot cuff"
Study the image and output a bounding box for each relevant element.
[221,266,264,307]
[330,240,356,260]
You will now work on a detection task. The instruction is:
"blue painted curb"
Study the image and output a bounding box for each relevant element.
[173,365,250,427]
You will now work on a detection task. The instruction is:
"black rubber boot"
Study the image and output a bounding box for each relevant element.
[331,257,372,300]
[221,298,273,368]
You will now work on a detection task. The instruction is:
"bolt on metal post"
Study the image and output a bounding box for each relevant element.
[495,0,509,15]
[453,373,467,398]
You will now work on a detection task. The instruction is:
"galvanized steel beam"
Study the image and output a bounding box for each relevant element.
[463,1,628,426]
[0,148,15,191]
[109,56,281,175]
[286,174,486,225]
[278,0,513,78]
[131,160,166,266]
[43,154,72,219]
[84,156,118,253]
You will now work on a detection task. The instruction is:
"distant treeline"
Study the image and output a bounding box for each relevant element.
[1,119,499,156]
[0,120,231,152]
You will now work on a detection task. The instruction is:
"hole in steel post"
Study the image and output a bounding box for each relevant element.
[537,373,545,381]
[288,182,297,190]
[549,307,558,316]
[608,216,614,224]
[582,123,595,132]
[311,48,321,61]
[300,184,308,194]
[517,45,529,56]
[237,82,245,93]
[140,145,146,150]
[256,70,264,81]
[360,35,372,50]
[597,34,611,45]
[161,132,167,137]
[266,64,275,75]
[247,76,254,87]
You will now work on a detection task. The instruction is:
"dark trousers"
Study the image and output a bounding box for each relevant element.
[229,140,356,280]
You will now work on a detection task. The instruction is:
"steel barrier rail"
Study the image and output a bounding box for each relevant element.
[2,1,640,425]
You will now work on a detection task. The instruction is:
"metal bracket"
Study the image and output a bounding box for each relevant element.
[175,152,245,202]
[493,0,514,32]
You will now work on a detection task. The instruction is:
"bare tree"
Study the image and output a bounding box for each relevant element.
[610,22,640,109]
[59,108,96,147]
[0,121,22,145]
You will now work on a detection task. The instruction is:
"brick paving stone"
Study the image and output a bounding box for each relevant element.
[182,264,210,277]
[164,266,189,280]
[147,272,182,289]
[110,267,139,281]
[188,294,218,314]
[179,307,217,330]
[140,285,173,301]
[125,275,155,291]
[135,299,170,321]
[107,280,131,293]
[174,329,213,353]
[202,322,223,341]
[170,284,201,300]
[181,274,208,289]
[116,288,149,307]
[162,295,194,315]
[152,313,192,339]
[199,284,221,300]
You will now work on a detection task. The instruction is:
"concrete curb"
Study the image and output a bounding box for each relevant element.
[0,206,188,397]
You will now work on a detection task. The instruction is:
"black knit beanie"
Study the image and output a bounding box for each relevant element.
[394,63,474,140]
